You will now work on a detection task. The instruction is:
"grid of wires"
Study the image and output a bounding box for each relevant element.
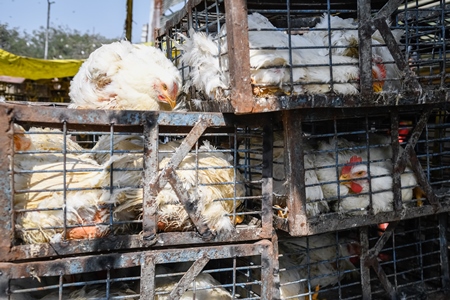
[277,231,361,299]
[270,106,450,232]
[10,121,267,247]
[3,243,270,299]
[368,215,447,299]
[396,0,450,87]
[12,123,146,245]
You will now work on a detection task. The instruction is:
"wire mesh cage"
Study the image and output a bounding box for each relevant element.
[276,214,449,299]
[268,103,450,236]
[156,0,450,113]
[0,240,274,299]
[0,102,273,261]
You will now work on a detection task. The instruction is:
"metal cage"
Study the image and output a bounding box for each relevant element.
[0,240,274,299]
[276,214,449,299]
[0,102,273,261]
[156,0,450,113]
[270,104,450,236]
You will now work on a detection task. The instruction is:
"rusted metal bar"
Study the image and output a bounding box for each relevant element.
[390,109,402,211]
[140,255,156,299]
[369,259,397,299]
[142,119,159,242]
[223,0,253,114]
[394,107,439,209]
[282,110,308,236]
[169,254,210,299]
[1,241,270,278]
[438,213,450,290]
[167,170,214,239]
[0,106,13,255]
[358,0,374,102]
[359,226,371,299]
[372,18,422,95]
[363,222,399,299]
[260,235,275,300]
[4,227,265,261]
[369,221,399,258]
[271,232,281,300]
[408,149,439,210]
[260,123,274,238]
[149,116,210,192]
[374,0,404,21]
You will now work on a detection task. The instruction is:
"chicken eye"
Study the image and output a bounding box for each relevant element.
[356,171,365,176]
[162,83,168,90]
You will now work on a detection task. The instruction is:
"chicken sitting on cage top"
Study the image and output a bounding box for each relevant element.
[69,40,182,111]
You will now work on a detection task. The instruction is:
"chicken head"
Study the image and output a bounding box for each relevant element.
[154,79,179,109]
[339,155,366,193]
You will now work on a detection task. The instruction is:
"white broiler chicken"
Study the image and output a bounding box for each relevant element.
[178,12,307,98]
[313,137,357,201]
[278,233,360,299]
[335,153,420,215]
[314,134,421,215]
[12,125,139,244]
[177,30,230,100]
[69,40,182,111]
[303,13,403,92]
[179,12,396,98]
[90,134,245,237]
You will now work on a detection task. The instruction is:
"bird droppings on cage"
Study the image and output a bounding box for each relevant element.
[0,241,273,299]
[157,0,449,113]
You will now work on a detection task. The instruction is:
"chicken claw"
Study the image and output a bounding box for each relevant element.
[274,205,289,218]
[413,186,425,207]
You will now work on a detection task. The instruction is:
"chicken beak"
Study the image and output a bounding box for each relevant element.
[339,174,351,186]
[160,90,177,109]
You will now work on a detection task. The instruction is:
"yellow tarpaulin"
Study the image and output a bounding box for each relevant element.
[0,49,84,80]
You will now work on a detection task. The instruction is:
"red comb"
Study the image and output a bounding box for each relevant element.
[349,155,362,163]
[341,155,362,174]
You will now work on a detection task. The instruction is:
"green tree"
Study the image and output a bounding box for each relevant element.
[0,23,119,59]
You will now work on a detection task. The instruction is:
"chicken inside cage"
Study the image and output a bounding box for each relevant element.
[161,0,449,108]
[11,121,266,245]
[277,232,361,299]
[267,106,450,225]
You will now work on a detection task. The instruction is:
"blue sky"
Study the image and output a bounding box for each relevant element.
[0,0,153,43]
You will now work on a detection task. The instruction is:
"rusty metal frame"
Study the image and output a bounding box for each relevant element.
[0,102,273,261]
[0,240,274,299]
[274,104,450,237]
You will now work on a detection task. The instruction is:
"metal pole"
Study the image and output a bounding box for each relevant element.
[44,0,54,59]
[125,0,133,41]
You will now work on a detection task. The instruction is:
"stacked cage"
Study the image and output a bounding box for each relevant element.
[0,241,274,299]
[0,103,276,298]
[155,0,450,298]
